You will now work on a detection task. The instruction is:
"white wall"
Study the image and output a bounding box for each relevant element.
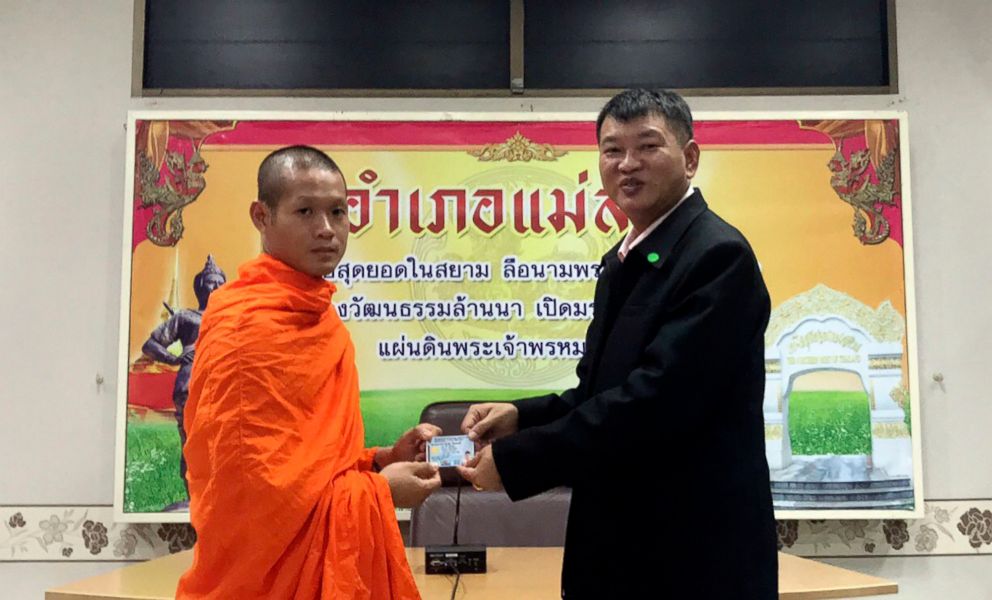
[2,0,991,598]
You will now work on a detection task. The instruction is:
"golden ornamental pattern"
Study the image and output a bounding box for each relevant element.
[872,422,911,439]
[869,357,902,370]
[469,132,567,162]
[137,148,207,247]
[829,147,898,245]
[766,285,904,346]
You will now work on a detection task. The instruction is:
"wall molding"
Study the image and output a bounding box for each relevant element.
[4,500,992,562]
[1,505,193,562]
[777,498,992,557]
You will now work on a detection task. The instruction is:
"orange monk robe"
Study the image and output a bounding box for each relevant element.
[176,254,420,600]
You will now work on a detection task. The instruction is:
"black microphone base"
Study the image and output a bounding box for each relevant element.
[424,544,487,574]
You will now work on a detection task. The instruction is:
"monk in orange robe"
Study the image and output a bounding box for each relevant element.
[177,145,441,599]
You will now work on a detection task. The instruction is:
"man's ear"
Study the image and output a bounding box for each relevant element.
[683,139,701,179]
[249,200,269,233]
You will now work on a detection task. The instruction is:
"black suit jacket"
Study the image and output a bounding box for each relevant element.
[493,190,777,599]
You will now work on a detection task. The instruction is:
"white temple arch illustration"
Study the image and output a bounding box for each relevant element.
[763,285,913,508]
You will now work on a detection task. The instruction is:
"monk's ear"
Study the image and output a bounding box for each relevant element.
[250,200,270,233]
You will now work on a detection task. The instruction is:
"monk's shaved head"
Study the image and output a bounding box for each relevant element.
[257,145,343,208]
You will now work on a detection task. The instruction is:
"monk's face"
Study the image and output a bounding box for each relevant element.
[251,167,349,278]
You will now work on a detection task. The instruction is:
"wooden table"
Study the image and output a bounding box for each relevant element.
[47,548,897,599]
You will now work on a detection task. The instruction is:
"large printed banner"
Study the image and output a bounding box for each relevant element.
[115,112,922,522]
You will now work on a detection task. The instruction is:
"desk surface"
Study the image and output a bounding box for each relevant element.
[46,548,897,600]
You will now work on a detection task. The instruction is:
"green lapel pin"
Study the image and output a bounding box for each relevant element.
[647,252,660,264]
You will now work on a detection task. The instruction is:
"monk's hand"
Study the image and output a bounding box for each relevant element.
[387,424,443,463]
[380,461,442,508]
[461,403,518,446]
[456,445,503,492]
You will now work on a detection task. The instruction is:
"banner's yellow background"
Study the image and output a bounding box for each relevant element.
[129,145,906,391]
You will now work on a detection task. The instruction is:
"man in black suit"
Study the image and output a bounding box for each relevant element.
[458,89,777,599]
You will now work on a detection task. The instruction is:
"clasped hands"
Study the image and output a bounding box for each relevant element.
[455,402,519,493]
[378,402,518,507]
[377,424,443,508]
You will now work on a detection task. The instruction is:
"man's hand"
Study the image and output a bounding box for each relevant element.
[461,403,519,445]
[380,461,442,508]
[456,445,503,492]
[378,424,443,466]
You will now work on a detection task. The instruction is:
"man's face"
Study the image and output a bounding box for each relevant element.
[251,167,349,278]
[598,113,699,233]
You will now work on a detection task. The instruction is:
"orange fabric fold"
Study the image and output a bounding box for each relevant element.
[177,253,420,600]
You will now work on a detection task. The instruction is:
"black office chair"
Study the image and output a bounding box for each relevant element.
[409,401,570,547]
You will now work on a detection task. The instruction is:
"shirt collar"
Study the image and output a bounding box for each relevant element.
[618,186,696,262]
